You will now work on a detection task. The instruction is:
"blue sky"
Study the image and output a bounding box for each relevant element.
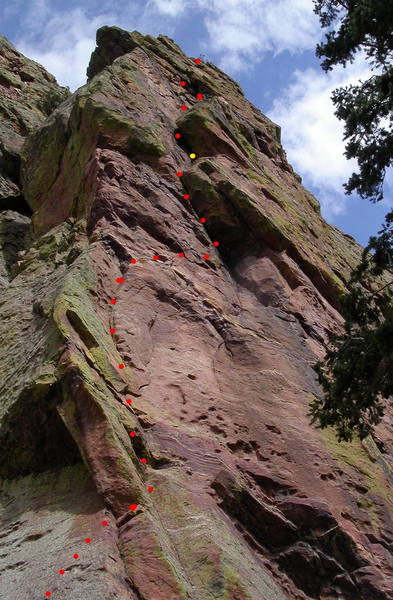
[1,0,391,246]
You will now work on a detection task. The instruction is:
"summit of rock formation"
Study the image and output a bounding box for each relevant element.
[0,26,392,600]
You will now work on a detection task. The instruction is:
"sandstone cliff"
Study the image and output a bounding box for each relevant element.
[0,26,392,600]
[0,35,70,292]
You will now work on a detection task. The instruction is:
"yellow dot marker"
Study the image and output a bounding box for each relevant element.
[190,153,196,159]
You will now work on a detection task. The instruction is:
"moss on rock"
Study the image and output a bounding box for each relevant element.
[83,96,167,157]
[321,427,393,512]
[87,26,144,80]
[53,252,131,393]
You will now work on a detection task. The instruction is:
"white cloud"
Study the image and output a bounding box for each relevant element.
[13,0,389,219]
[149,0,320,74]
[265,0,319,54]
[268,58,375,218]
[16,3,119,90]
[147,0,188,17]
[12,0,320,90]
[14,0,179,91]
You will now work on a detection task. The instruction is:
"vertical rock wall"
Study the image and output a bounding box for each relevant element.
[0,26,392,600]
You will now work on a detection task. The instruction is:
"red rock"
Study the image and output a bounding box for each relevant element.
[0,25,392,600]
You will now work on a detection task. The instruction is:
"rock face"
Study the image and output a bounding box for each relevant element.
[0,35,70,211]
[0,26,392,600]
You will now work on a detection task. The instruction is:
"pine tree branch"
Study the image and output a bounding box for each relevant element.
[367,278,393,300]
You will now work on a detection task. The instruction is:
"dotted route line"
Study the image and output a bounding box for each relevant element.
[42,55,219,599]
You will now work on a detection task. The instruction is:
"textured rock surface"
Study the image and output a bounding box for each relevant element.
[0,209,30,291]
[0,35,70,211]
[0,26,392,600]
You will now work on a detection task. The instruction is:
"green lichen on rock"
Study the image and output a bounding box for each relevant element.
[183,158,355,309]
[229,117,261,166]
[218,179,293,251]
[182,168,236,227]
[219,568,253,600]
[52,251,131,393]
[21,101,72,213]
[139,468,289,600]
[82,96,167,157]
[120,510,190,599]
[87,26,144,80]
[177,102,224,151]
[146,37,191,74]
[21,55,167,236]
[57,349,146,510]
[362,435,393,484]
[0,461,90,498]
[321,427,393,513]
[176,101,251,165]
[234,169,355,307]
[0,36,70,207]
[0,67,22,88]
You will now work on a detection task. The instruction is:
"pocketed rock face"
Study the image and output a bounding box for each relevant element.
[0,36,70,211]
[0,26,392,600]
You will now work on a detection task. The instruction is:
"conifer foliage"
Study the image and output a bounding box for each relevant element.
[309,1,393,441]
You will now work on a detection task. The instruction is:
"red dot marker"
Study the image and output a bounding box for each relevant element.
[85,538,91,544]
[116,277,124,283]
[153,255,159,261]
[130,258,137,264]
[176,171,183,177]
[213,241,219,247]
[45,593,51,597]
[180,81,186,86]
[118,363,125,369]
[148,486,154,493]
[109,328,116,334]
[126,398,133,404]
[129,431,136,437]
[178,252,185,258]
[203,254,209,260]
[129,503,138,511]
[101,520,108,526]
[59,569,65,574]
[175,133,181,139]
[181,105,187,111]
[196,93,203,100]
[195,58,201,63]
[200,217,206,223]
[109,298,117,304]
[183,194,190,199]
[140,458,147,463]
[73,553,79,559]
